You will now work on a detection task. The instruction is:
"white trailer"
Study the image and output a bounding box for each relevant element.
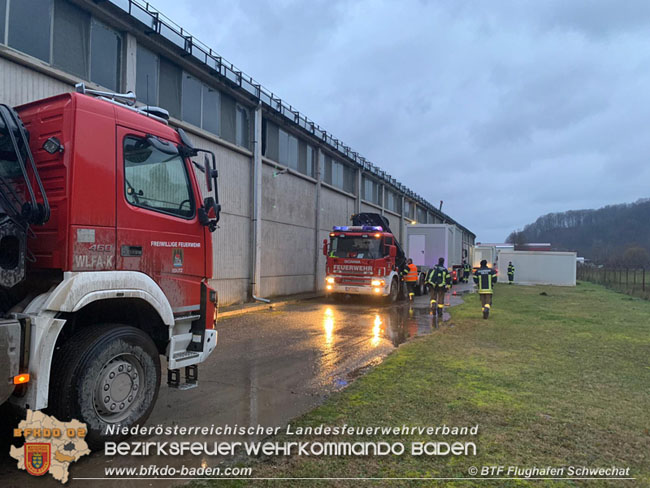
[472,245,497,269]
[406,224,466,289]
[497,250,577,286]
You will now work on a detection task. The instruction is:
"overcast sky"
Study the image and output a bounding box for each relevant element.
[150,0,650,242]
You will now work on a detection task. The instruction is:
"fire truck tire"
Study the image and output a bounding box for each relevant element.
[415,276,425,296]
[386,278,399,303]
[48,324,161,449]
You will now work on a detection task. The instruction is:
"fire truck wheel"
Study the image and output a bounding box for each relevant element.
[386,278,399,303]
[416,277,425,296]
[49,324,161,449]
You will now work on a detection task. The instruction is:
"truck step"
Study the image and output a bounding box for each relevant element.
[167,365,198,390]
[172,350,201,361]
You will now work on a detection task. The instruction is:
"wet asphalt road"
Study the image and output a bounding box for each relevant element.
[0,284,472,487]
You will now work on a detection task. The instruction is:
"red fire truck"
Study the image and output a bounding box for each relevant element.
[322,213,407,302]
[0,84,220,447]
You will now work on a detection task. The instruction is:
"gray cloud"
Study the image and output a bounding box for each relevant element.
[151,0,650,242]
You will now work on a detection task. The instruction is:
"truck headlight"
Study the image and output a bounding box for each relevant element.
[371,279,384,287]
[326,276,335,284]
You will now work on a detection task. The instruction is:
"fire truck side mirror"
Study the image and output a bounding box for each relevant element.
[389,245,397,258]
[203,154,212,192]
[322,239,328,256]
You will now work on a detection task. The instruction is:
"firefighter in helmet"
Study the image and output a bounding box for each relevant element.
[426,257,451,316]
[507,261,515,284]
[401,258,419,301]
[462,260,471,283]
[473,259,497,319]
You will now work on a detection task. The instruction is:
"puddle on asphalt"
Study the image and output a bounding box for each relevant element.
[374,303,447,347]
[321,301,449,349]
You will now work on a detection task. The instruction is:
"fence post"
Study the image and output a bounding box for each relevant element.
[643,268,646,291]
[626,268,629,287]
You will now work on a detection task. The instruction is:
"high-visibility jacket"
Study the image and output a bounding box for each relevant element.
[402,263,418,282]
[426,265,451,288]
[508,264,515,275]
[473,266,497,294]
[463,263,471,274]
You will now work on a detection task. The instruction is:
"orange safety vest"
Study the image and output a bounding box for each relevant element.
[404,263,418,282]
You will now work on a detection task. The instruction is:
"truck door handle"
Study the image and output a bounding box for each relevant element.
[121,245,143,257]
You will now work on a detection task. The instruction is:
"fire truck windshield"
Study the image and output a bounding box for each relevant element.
[330,236,383,259]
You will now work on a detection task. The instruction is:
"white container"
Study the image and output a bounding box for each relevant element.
[497,250,577,286]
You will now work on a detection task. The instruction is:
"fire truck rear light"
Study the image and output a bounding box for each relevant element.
[14,374,30,385]
[326,276,335,284]
[326,285,333,290]
[374,233,381,238]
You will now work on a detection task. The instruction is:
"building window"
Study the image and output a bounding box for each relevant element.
[181,72,202,127]
[324,157,355,193]
[236,104,249,149]
[159,57,181,119]
[278,129,298,170]
[263,119,313,177]
[8,0,52,63]
[53,0,89,78]
[342,164,355,193]
[323,154,333,184]
[386,190,401,214]
[90,18,121,91]
[298,140,314,178]
[137,50,247,149]
[263,119,279,161]
[220,92,236,144]
[404,200,414,219]
[5,0,122,90]
[136,44,159,106]
[0,0,6,45]
[363,176,381,205]
[202,85,220,134]
[417,207,427,224]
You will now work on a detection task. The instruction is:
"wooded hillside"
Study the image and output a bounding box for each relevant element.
[506,199,650,265]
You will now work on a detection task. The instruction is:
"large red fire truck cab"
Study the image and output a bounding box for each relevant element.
[0,85,220,447]
[322,214,406,302]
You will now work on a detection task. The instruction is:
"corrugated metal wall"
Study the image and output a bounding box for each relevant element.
[0,57,71,106]
[259,164,317,296]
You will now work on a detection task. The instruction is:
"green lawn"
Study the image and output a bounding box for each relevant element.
[196,283,650,487]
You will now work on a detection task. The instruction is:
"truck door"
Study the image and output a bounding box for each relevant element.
[115,127,205,310]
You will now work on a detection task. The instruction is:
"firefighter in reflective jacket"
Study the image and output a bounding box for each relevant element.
[401,258,419,301]
[473,259,497,319]
[426,257,451,316]
[462,261,471,283]
[507,261,515,284]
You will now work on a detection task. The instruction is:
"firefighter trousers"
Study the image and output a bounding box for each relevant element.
[429,286,446,308]
[479,293,493,307]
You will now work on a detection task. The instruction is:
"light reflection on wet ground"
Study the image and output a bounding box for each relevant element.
[0,284,472,487]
